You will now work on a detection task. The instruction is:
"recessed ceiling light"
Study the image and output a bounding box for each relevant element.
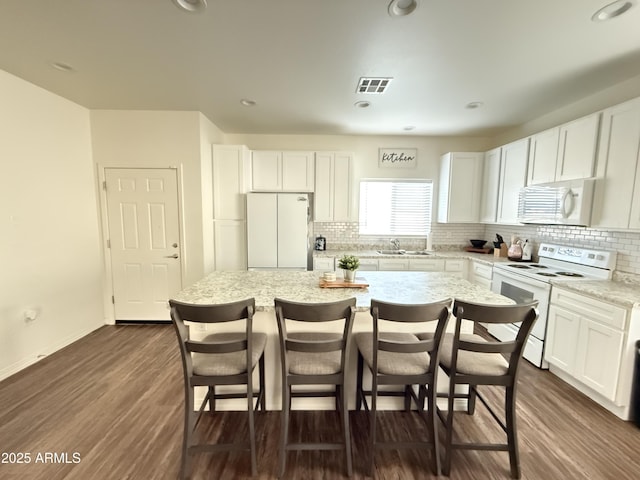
[403,126,416,131]
[354,101,371,108]
[465,101,484,109]
[592,0,635,21]
[51,62,74,72]
[171,0,207,13]
[388,0,419,18]
[240,99,256,107]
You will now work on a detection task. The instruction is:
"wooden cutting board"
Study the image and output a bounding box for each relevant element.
[464,247,493,254]
[319,277,369,288]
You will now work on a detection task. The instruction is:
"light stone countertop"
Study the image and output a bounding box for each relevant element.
[173,270,515,312]
[549,279,640,309]
[316,249,640,309]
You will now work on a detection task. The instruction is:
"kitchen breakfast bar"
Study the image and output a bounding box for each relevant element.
[172,270,514,410]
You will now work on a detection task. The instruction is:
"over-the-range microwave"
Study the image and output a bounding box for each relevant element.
[517,178,595,226]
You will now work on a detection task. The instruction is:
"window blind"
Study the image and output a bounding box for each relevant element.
[359,179,433,236]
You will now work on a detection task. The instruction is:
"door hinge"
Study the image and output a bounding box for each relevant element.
[102,180,107,191]
[107,239,111,248]
[111,295,115,304]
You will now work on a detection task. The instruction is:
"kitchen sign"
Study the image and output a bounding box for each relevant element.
[379,148,417,168]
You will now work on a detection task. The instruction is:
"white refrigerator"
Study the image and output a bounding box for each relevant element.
[246,193,310,270]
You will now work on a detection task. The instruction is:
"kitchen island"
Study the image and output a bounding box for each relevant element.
[173,270,514,410]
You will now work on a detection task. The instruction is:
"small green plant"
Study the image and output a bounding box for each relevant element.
[338,254,360,271]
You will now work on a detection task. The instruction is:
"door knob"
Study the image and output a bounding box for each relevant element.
[165,254,179,259]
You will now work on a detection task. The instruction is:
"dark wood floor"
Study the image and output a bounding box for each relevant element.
[1,324,639,479]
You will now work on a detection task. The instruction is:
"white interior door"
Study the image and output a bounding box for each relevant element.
[105,168,182,321]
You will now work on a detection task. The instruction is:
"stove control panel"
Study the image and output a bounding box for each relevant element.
[538,243,617,270]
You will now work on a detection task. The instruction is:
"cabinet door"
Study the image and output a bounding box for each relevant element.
[358,259,379,271]
[592,98,640,229]
[314,153,333,221]
[314,152,353,221]
[251,151,281,191]
[313,257,335,272]
[438,152,483,223]
[212,145,248,220]
[545,305,579,374]
[527,127,559,185]
[378,258,409,271]
[480,147,501,223]
[444,259,466,277]
[497,138,529,224]
[282,151,314,192]
[332,153,353,221]
[556,113,600,181]
[575,318,624,400]
[213,220,246,271]
[408,259,444,271]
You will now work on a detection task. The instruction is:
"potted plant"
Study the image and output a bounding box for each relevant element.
[338,254,360,282]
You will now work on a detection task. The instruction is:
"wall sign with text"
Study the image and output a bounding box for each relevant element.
[378,148,417,168]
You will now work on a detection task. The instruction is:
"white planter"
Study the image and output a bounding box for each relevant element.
[343,269,357,282]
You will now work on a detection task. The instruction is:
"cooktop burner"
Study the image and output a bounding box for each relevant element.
[537,272,558,277]
[555,272,584,277]
[508,264,532,269]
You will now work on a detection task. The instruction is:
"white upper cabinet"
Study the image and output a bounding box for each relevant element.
[212,144,249,220]
[526,112,600,185]
[591,97,640,230]
[496,138,530,224]
[314,152,353,222]
[250,150,314,192]
[555,112,600,181]
[479,147,501,223]
[437,152,484,223]
[527,127,560,185]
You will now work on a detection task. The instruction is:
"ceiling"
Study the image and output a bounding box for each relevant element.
[1,0,640,137]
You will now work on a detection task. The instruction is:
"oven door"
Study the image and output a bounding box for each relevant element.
[490,267,551,368]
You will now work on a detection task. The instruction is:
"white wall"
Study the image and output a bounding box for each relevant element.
[0,70,104,380]
[90,110,221,289]
[493,72,640,146]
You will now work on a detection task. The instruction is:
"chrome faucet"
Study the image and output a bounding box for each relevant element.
[390,238,400,250]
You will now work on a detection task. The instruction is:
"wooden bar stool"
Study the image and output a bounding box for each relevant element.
[427,299,538,479]
[354,298,452,476]
[169,298,266,479]
[274,297,356,478]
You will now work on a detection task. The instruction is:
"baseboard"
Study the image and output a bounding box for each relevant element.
[0,323,103,382]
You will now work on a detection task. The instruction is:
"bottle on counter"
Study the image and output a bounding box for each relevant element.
[314,234,326,251]
[522,239,532,261]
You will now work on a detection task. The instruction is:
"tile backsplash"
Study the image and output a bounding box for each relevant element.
[313,222,640,274]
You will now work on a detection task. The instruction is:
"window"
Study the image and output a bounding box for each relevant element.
[359,179,433,236]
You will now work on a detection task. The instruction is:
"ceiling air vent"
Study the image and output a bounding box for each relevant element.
[356,77,393,94]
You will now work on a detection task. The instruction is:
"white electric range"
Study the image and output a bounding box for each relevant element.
[490,243,617,368]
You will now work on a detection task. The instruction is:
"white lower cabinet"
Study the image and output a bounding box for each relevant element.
[444,259,466,277]
[313,257,335,272]
[468,260,493,289]
[378,258,409,271]
[545,288,627,402]
[408,258,445,271]
[357,258,379,271]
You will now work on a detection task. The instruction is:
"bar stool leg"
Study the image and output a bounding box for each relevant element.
[279,382,290,477]
[506,385,521,479]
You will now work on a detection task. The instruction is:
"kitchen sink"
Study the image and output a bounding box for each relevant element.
[402,250,432,256]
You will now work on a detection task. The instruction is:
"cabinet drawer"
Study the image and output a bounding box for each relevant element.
[379,258,409,271]
[408,259,444,271]
[550,288,627,330]
[444,259,465,272]
[471,262,493,280]
[313,257,335,272]
[358,259,379,271]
